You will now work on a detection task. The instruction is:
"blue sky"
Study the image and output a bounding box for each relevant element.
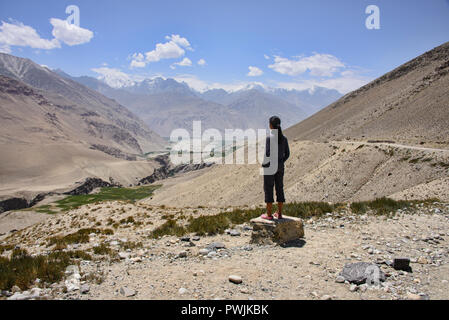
[1,0,448,93]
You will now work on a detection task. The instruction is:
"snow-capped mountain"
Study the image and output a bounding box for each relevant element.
[58,71,342,136]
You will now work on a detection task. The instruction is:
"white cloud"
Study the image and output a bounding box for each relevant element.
[130,60,146,68]
[131,34,192,68]
[276,74,371,94]
[146,41,185,62]
[0,20,60,51]
[264,54,270,60]
[91,67,135,88]
[247,66,263,77]
[130,53,146,68]
[170,57,192,69]
[165,34,191,49]
[269,53,345,77]
[0,18,93,53]
[50,18,93,46]
[197,58,206,66]
[0,43,11,53]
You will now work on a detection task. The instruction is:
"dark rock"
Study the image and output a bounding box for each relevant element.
[180,236,191,242]
[90,144,137,161]
[0,197,28,213]
[0,192,54,214]
[64,178,116,196]
[139,154,214,185]
[28,193,47,207]
[393,258,412,271]
[340,262,386,285]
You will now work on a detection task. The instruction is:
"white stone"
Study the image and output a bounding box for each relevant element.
[229,275,243,284]
[119,252,130,259]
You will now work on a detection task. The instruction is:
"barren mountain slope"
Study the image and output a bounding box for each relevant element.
[0,53,165,153]
[0,76,158,198]
[285,42,449,147]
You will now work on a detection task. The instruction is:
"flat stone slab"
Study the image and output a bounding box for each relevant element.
[250,215,304,245]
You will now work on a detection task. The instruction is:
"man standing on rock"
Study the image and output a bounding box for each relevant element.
[261,116,290,220]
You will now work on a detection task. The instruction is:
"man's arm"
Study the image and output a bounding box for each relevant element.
[262,136,271,167]
[266,136,270,157]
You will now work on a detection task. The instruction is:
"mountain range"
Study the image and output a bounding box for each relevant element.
[0,53,165,155]
[56,71,341,137]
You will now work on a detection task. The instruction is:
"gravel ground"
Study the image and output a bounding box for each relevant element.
[1,201,448,300]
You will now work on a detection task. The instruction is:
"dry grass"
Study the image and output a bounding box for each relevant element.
[0,248,91,291]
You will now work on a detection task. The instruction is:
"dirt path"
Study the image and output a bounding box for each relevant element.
[360,141,449,153]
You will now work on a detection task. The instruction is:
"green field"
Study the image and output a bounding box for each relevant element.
[31,185,161,215]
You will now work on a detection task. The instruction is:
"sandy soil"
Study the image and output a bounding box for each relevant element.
[0,210,49,235]
[0,143,157,199]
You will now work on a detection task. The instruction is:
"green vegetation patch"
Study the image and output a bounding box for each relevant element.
[150,219,187,238]
[0,248,90,291]
[350,197,439,216]
[92,243,114,256]
[34,205,58,215]
[54,185,161,212]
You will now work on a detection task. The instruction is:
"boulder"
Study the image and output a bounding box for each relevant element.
[249,215,304,245]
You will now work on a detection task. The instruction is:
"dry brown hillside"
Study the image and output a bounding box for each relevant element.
[0,76,160,200]
[285,42,449,147]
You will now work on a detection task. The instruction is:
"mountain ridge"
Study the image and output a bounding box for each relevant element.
[285,41,449,146]
[59,71,341,136]
[0,53,166,153]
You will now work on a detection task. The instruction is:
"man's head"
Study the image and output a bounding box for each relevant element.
[269,116,281,130]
